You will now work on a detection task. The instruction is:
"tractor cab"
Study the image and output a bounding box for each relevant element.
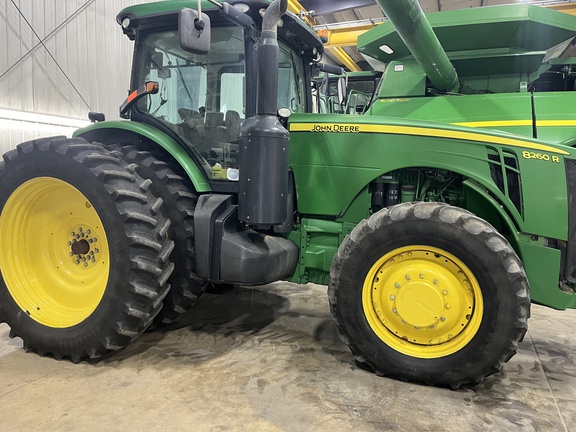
[116,0,323,185]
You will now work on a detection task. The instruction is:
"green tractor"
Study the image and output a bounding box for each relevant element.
[1,0,576,389]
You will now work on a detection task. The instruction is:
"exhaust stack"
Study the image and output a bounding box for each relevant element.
[238,0,290,227]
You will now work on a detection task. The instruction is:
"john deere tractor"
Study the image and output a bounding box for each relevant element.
[2,0,576,388]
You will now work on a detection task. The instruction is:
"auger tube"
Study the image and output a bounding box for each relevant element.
[376,0,459,92]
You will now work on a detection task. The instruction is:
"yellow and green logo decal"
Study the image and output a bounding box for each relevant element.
[289,122,570,156]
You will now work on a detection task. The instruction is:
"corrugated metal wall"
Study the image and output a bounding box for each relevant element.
[0,0,155,153]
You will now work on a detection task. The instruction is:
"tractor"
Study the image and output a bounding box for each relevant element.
[1,0,576,389]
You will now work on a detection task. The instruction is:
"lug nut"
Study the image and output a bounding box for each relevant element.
[84,262,88,267]
[394,282,400,288]
[390,295,395,300]
[405,275,410,280]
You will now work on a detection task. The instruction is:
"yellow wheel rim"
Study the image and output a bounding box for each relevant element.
[362,246,483,359]
[0,177,110,328]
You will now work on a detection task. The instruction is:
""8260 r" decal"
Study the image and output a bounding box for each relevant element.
[522,151,560,163]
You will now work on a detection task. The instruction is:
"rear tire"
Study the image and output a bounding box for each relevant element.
[0,137,174,361]
[329,202,530,388]
[109,143,207,325]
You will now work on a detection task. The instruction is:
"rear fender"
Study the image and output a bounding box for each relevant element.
[74,121,210,192]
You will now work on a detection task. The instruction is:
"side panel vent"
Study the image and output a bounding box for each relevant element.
[486,147,523,216]
[503,151,522,213]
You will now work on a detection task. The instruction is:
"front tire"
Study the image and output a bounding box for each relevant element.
[329,202,530,388]
[0,137,174,361]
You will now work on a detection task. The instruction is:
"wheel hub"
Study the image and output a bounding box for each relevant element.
[68,226,100,268]
[363,246,483,358]
[395,281,444,328]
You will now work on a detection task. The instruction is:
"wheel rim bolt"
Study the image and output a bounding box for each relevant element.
[84,262,88,267]
[405,275,410,280]
[433,279,438,284]
[95,249,99,253]
[393,308,397,313]
[429,325,434,329]
[89,239,93,243]
[69,252,73,257]
[78,227,82,232]
[91,258,95,263]
[394,282,399,288]
[86,230,91,235]
[390,295,395,300]
[440,316,446,322]
[71,232,75,236]
[75,260,80,264]
[419,273,424,279]
[443,290,448,295]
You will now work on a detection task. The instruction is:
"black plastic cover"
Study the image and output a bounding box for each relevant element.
[239,115,290,226]
[565,159,576,282]
[218,206,298,285]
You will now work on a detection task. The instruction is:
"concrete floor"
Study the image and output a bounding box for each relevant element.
[0,282,575,431]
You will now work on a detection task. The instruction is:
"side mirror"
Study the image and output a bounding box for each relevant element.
[337,76,347,106]
[179,8,211,55]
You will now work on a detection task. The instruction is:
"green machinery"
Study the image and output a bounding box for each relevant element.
[1,0,576,388]
[314,70,382,114]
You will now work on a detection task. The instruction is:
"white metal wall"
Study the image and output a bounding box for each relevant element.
[0,0,155,154]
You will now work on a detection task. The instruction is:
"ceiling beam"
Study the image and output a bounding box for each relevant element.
[287,0,317,26]
[288,0,362,71]
[319,24,378,48]
[327,47,362,72]
[547,3,576,15]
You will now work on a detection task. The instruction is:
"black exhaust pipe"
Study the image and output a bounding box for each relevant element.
[238,0,290,227]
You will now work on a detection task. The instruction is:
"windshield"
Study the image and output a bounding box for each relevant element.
[135,26,305,181]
